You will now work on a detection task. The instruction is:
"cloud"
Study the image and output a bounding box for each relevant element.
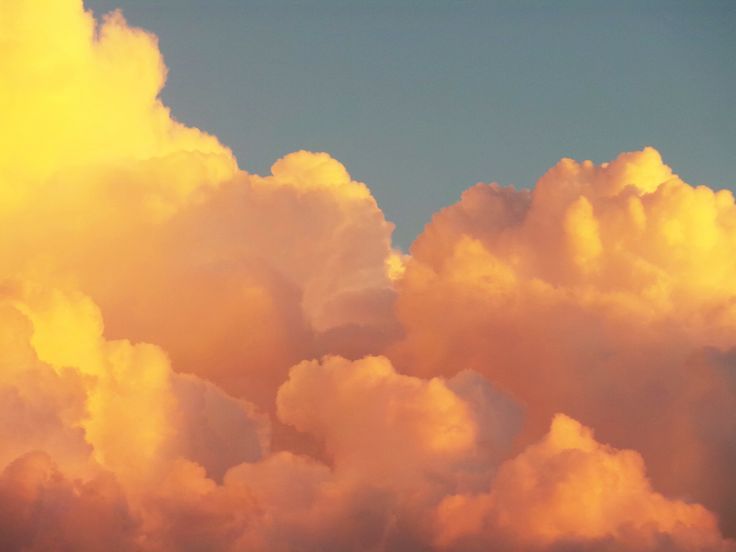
[434,415,734,551]
[0,0,734,550]
[0,283,268,483]
[0,451,136,551]
[0,278,732,550]
[0,0,235,210]
[392,147,736,534]
[0,0,399,413]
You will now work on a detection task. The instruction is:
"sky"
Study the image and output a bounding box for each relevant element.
[4,2,736,550]
[85,0,736,248]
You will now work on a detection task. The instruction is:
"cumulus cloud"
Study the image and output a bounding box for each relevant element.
[392,147,736,534]
[0,452,136,551]
[0,0,399,413]
[0,0,734,550]
[434,415,734,551]
[0,282,269,481]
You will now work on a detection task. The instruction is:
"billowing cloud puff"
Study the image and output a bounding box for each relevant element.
[0,283,268,484]
[397,148,736,383]
[393,148,736,533]
[0,298,91,476]
[435,415,734,551]
[0,452,136,551]
[0,0,235,212]
[1,0,735,550]
[199,357,727,551]
[279,356,494,475]
[0,0,399,413]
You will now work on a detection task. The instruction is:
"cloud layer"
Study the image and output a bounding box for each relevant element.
[0,1,734,550]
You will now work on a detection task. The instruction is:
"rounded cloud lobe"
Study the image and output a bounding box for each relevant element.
[0,1,734,550]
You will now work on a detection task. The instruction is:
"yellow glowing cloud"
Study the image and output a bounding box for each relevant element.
[1,283,268,485]
[0,0,235,213]
[0,0,399,412]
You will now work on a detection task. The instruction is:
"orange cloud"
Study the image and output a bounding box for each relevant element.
[435,415,734,551]
[392,147,736,534]
[0,1,734,550]
[0,452,136,551]
[0,0,399,412]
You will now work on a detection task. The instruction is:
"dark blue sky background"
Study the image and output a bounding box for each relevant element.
[86,0,735,249]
